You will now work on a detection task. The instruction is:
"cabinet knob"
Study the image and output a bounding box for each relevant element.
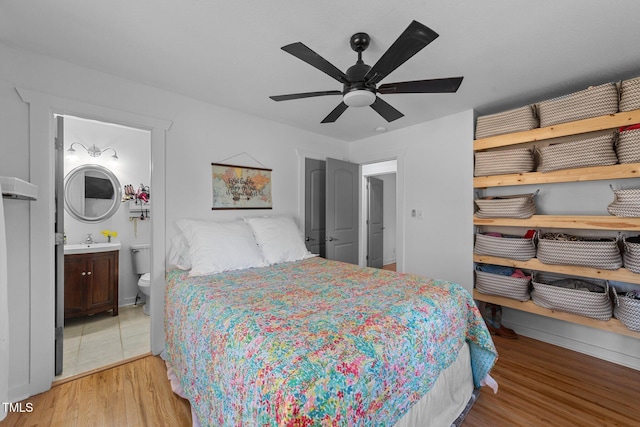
[81,272,86,276]
[87,271,92,275]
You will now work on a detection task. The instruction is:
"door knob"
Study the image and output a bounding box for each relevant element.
[326,236,334,241]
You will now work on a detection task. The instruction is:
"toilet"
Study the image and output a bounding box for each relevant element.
[130,243,151,315]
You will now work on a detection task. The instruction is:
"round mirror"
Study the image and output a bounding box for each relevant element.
[64,164,122,223]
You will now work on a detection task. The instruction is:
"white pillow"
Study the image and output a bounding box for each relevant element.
[168,233,192,270]
[176,219,267,276]
[244,216,315,265]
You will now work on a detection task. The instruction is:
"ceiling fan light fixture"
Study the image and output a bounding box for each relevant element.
[343,90,376,107]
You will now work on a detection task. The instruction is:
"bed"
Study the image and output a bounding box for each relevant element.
[164,217,498,426]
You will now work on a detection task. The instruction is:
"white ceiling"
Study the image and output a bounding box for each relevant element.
[2,0,640,142]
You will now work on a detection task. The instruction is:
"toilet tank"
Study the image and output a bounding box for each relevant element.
[130,243,150,275]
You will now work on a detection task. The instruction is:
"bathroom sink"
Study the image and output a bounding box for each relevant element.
[64,242,121,255]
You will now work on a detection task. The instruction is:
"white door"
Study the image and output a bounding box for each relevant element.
[54,115,65,376]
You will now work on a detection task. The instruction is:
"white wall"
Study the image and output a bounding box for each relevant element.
[349,110,475,290]
[0,41,346,402]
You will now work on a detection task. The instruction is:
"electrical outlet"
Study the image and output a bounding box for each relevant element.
[411,209,416,217]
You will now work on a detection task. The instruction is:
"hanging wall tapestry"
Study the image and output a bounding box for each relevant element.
[211,163,272,209]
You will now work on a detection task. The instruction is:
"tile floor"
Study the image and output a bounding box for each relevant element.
[55,304,150,381]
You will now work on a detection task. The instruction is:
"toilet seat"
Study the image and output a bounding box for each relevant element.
[138,272,151,288]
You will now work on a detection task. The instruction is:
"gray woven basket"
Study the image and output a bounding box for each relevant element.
[613,290,640,331]
[608,188,640,217]
[474,148,534,177]
[474,232,536,261]
[475,268,531,301]
[616,128,640,164]
[619,76,640,112]
[536,233,622,270]
[536,132,618,173]
[622,236,640,273]
[531,272,612,320]
[475,105,539,139]
[474,191,538,219]
[537,82,619,128]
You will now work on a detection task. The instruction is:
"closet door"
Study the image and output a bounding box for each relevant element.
[326,158,359,264]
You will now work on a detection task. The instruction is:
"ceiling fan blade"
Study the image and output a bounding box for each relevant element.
[321,102,349,123]
[270,90,342,101]
[282,42,350,85]
[378,77,464,94]
[370,97,404,122]
[365,21,439,86]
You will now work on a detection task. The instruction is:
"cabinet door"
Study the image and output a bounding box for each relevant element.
[86,252,116,311]
[64,255,87,316]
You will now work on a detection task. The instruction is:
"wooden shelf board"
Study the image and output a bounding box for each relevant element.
[472,290,640,339]
[474,215,640,231]
[474,163,640,188]
[473,254,640,284]
[474,109,640,151]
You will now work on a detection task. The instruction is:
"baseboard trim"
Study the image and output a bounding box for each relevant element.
[503,308,640,371]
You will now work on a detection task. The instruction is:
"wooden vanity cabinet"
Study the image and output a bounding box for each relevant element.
[64,250,119,319]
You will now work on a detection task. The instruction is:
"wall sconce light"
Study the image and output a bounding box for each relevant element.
[66,142,119,162]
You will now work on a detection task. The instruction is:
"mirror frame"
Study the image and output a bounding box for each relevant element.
[64,164,122,223]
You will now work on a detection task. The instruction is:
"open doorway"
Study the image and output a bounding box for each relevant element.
[362,160,397,271]
[55,115,151,381]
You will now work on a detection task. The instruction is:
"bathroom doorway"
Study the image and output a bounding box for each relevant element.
[55,114,152,380]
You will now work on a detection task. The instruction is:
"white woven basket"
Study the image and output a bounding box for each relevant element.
[616,128,640,164]
[613,290,640,331]
[531,272,612,320]
[619,76,640,112]
[536,132,618,173]
[474,191,538,219]
[475,268,531,301]
[608,188,640,217]
[475,105,539,139]
[474,148,534,177]
[536,233,622,270]
[622,235,640,273]
[474,232,536,261]
[537,82,619,128]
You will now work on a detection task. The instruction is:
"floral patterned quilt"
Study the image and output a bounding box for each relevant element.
[165,257,496,426]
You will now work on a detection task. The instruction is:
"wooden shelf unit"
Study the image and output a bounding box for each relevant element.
[473,109,640,338]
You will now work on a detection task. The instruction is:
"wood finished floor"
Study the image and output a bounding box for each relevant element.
[3,335,639,426]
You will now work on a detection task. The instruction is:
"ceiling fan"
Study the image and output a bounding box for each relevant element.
[270,20,463,124]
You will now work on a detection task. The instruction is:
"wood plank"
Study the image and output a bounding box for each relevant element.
[473,214,640,231]
[474,109,640,150]
[474,162,640,188]
[473,254,640,284]
[473,290,640,339]
[464,335,640,427]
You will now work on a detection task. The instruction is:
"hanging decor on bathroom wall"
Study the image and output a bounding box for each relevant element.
[211,163,272,210]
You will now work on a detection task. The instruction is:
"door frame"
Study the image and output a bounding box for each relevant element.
[16,87,171,397]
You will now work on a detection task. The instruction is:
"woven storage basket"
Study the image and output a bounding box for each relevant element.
[531,272,612,320]
[622,235,640,273]
[536,132,618,173]
[537,82,619,128]
[475,105,539,139]
[607,188,640,217]
[474,148,534,177]
[475,266,531,301]
[619,76,640,112]
[616,128,640,164]
[474,232,536,261]
[475,191,538,219]
[536,232,622,270]
[613,290,640,331]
